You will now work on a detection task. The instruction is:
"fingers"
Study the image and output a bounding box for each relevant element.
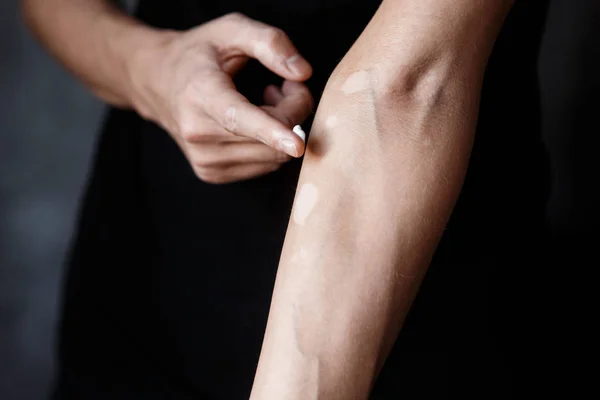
[195,162,283,184]
[203,73,306,157]
[275,81,314,125]
[264,84,284,106]
[222,142,292,164]
[212,13,312,82]
[222,55,249,76]
[190,141,291,166]
[180,80,314,184]
[261,81,313,131]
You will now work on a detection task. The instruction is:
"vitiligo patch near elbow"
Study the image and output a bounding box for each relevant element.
[341,70,370,94]
[293,183,319,226]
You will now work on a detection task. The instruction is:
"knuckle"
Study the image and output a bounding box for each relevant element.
[180,80,205,107]
[291,87,314,111]
[178,116,209,143]
[194,157,211,169]
[178,118,199,142]
[222,12,246,24]
[175,101,202,139]
[198,68,222,82]
[192,149,217,168]
[205,173,228,184]
[271,164,282,172]
[193,166,208,179]
[193,166,221,184]
[262,27,287,48]
[300,88,314,106]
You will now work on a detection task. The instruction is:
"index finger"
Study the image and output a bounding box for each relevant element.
[211,13,312,82]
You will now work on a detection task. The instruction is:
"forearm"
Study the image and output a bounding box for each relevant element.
[251,1,513,399]
[21,0,169,107]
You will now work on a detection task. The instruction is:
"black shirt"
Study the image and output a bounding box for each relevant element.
[54,1,551,398]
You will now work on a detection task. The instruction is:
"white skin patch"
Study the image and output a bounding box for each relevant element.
[293,183,319,226]
[224,107,237,131]
[341,70,370,94]
[290,247,309,264]
[325,115,338,129]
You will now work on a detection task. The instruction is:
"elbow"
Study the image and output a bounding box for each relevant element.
[372,60,481,144]
[372,51,487,120]
[374,61,457,113]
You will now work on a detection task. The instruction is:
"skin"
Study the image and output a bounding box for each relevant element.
[21,1,314,183]
[22,0,516,398]
[249,0,516,399]
[293,183,319,226]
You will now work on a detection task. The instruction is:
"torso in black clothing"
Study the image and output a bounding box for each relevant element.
[54,1,551,399]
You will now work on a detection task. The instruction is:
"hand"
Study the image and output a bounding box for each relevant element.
[127,13,313,183]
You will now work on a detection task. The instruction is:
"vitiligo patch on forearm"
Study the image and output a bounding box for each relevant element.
[341,70,370,94]
[325,115,338,129]
[293,183,319,226]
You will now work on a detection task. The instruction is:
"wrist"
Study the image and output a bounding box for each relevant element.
[121,26,180,119]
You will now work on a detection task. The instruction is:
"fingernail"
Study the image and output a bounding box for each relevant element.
[285,54,307,76]
[279,139,298,157]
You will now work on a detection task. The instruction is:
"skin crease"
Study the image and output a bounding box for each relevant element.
[250,1,516,399]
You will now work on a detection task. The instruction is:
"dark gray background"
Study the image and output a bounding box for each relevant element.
[0,0,597,399]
